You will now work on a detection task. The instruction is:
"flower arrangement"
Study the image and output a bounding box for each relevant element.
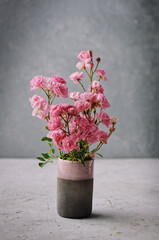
[29,50,117,167]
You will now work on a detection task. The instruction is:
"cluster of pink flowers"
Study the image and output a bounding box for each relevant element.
[30,50,117,161]
[30,75,68,98]
[29,95,49,119]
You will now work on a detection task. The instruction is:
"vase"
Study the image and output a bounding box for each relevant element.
[57,158,94,219]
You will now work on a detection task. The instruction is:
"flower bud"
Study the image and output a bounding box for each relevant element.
[96,57,101,63]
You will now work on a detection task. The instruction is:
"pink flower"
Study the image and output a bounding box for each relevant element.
[69,72,84,83]
[110,117,118,124]
[53,82,68,98]
[50,105,63,117]
[80,92,97,103]
[48,129,66,149]
[74,100,91,112]
[52,75,66,85]
[77,50,92,62]
[76,62,85,70]
[29,95,49,119]
[30,75,45,90]
[48,117,64,131]
[77,50,93,70]
[50,103,79,118]
[91,81,104,93]
[41,77,55,92]
[62,135,79,153]
[98,131,109,144]
[87,124,100,144]
[96,111,111,128]
[96,69,107,81]
[70,92,80,101]
[97,93,110,109]
[84,58,94,70]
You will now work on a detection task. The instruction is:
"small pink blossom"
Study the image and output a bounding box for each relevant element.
[90,81,104,93]
[69,72,84,83]
[48,129,66,149]
[41,77,55,92]
[74,100,91,112]
[98,131,109,144]
[97,93,110,109]
[84,58,94,70]
[87,124,100,144]
[76,62,85,70]
[80,92,97,103]
[52,75,66,85]
[29,95,49,119]
[96,111,111,128]
[110,117,118,124]
[62,135,79,153]
[77,50,92,62]
[96,69,107,81]
[50,105,63,117]
[70,92,80,101]
[53,82,68,98]
[30,75,45,90]
[48,117,64,131]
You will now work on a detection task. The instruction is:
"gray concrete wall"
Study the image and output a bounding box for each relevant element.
[0,0,159,158]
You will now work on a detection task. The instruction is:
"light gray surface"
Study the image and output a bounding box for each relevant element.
[0,158,159,240]
[0,0,159,158]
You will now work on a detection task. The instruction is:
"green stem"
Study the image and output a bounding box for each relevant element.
[79,81,86,92]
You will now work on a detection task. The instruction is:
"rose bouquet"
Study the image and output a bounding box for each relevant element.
[29,50,117,167]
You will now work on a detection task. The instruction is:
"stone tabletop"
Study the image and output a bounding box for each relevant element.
[0,158,159,240]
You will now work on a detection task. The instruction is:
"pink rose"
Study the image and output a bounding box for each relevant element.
[97,93,110,109]
[77,50,92,62]
[75,100,91,112]
[98,131,109,144]
[80,92,97,103]
[50,105,63,117]
[48,129,66,149]
[70,92,80,101]
[96,69,107,81]
[87,124,100,144]
[77,50,93,70]
[76,62,85,70]
[30,75,45,90]
[69,72,84,83]
[84,58,94,70]
[29,95,49,119]
[62,135,79,153]
[91,81,104,93]
[41,77,55,92]
[96,111,111,128]
[53,82,68,98]
[60,103,79,116]
[48,117,64,131]
[52,75,66,85]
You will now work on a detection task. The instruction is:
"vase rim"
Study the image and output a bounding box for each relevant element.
[57,157,94,180]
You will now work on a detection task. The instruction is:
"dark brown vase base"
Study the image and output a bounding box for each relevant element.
[57,177,93,219]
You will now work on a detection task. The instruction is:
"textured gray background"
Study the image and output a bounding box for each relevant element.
[0,0,159,158]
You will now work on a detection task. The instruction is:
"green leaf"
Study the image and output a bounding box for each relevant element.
[95,153,103,158]
[52,149,55,154]
[45,126,49,131]
[41,153,51,159]
[41,137,52,142]
[36,157,45,162]
[39,162,47,168]
[48,143,52,147]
